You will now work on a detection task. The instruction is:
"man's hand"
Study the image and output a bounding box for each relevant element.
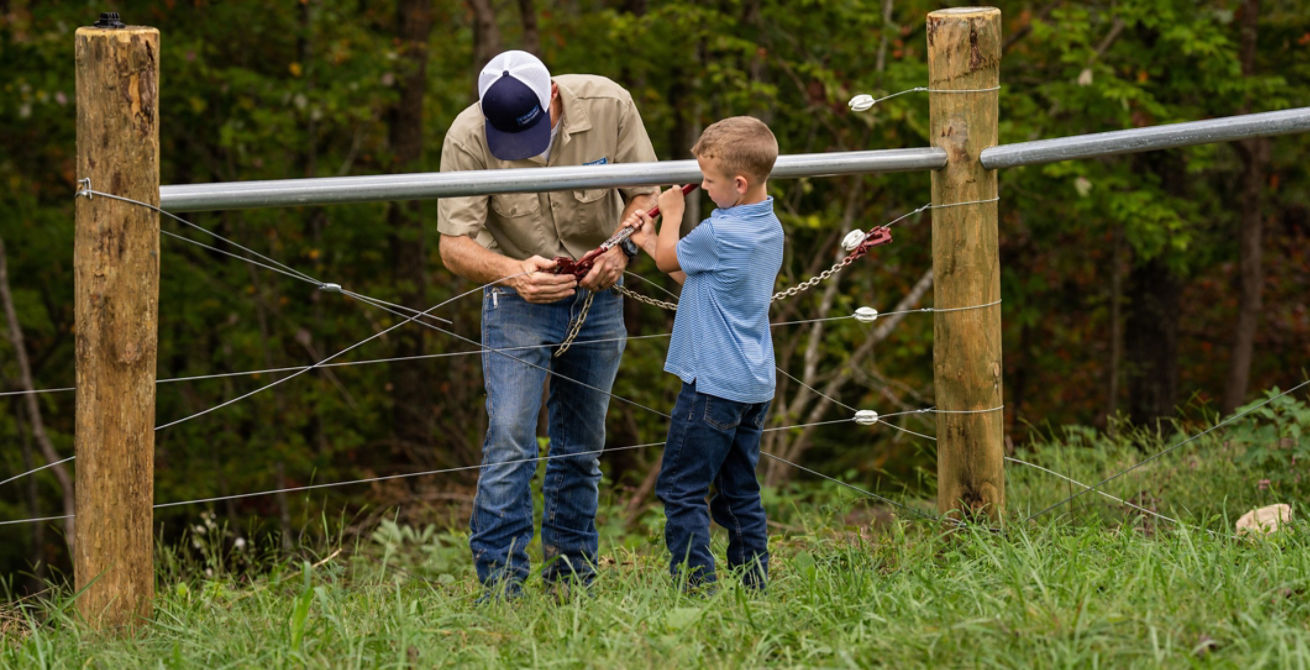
[507,255,578,303]
[578,246,627,291]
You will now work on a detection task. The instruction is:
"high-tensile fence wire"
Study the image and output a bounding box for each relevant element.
[9,179,1300,537]
[7,100,1310,531]
[1,189,1004,527]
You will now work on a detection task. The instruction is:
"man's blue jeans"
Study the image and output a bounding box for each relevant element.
[657,381,770,588]
[470,285,625,588]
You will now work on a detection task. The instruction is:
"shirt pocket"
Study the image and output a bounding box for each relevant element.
[490,192,541,219]
[572,189,608,204]
[569,189,615,240]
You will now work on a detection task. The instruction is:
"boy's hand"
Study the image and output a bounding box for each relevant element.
[657,185,687,224]
[650,185,687,276]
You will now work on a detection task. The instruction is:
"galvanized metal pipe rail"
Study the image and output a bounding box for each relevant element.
[980,107,1310,169]
[158,107,1310,212]
[160,147,947,212]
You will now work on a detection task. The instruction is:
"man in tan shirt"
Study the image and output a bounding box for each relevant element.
[437,50,657,598]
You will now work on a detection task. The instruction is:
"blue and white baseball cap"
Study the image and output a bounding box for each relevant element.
[478,50,553,160]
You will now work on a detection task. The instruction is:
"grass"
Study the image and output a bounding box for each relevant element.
[1,421,1308,668]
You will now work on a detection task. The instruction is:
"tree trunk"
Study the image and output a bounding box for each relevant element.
[467,0,501,69]
[298,0,318,177]
[1106,222,1124,434]
[14,402,49,587]
[1224,137,1266,414]
[1124,256,1180,427]
[248,263,293,551]
[0,236,75,543]
[1223,0,1267,414]
[763,179,860,485]
[388,0,436,464]
[517,0,540,56]
[1009,321,1030,425]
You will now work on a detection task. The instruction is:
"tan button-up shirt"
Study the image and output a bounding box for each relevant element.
[437,74,659,261]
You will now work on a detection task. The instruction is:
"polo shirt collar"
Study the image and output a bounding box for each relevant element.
[716,196,775,217]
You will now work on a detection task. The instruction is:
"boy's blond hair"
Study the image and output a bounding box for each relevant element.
[691,116,778,185]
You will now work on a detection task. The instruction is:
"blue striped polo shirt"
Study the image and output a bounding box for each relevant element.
[664,197,784,404]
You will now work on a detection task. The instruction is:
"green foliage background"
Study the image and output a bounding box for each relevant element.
[1,0,1307,580]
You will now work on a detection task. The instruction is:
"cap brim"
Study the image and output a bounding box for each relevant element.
[485,112,551,161]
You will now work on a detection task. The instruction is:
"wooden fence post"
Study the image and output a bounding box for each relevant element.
[927,7,1004,520]
[74,14,160,629]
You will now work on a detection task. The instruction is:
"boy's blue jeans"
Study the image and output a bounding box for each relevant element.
[657,380,770,588]
[470,285,625,589]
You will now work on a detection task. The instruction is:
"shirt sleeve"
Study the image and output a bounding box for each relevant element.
[436,137,490,239]
[676,220,719,275]
[614,91,659,203]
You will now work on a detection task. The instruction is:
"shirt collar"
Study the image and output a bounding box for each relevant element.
[555,78,593,138]
[523,79,591,166]
[714,196,774,217]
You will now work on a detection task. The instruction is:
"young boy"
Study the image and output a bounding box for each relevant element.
[635,116,784,590]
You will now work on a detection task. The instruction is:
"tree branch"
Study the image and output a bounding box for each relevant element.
[0,236,74,545]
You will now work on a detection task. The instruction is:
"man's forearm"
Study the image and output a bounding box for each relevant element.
[439,234,521,284]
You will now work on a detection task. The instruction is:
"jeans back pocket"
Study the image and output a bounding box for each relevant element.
[701,394,744,432]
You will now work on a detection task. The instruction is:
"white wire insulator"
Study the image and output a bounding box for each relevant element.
[848,94,875,112]
[853,306,879,323]
[854,410,880,425]
[319,283,342,293]
[841,230,867,251]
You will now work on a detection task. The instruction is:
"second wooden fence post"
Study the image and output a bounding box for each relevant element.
[927,7,1005,520]
[74,14,160,629]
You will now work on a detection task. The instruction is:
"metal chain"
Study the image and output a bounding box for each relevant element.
[614,284,678,310]
[614,241,869,310]
[614,249,859,311]
[620,223,889,308]
[770,250,861,302]
[554,290,596,357]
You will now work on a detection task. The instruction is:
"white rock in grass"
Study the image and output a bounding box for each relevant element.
[1236,503,1292,536]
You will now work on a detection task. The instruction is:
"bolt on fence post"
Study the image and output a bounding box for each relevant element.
[927,7,1005,522]
[74,15,159,629]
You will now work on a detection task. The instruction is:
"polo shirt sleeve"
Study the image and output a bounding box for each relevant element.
[436,137,489,239]
[614,91,659,203]
[676,220,718,275]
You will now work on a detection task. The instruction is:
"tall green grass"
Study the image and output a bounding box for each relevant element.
[2,418,1307,668]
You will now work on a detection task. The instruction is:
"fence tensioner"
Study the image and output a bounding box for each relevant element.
[844,226,893,260]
